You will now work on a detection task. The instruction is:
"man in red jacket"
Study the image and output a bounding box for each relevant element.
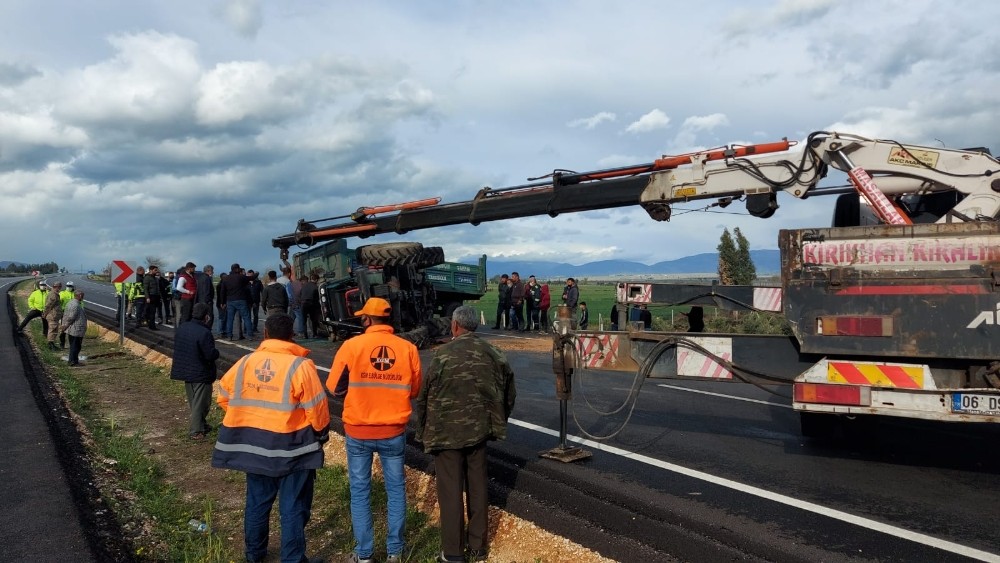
[329,297,422,563]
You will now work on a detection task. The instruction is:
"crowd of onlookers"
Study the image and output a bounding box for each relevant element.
[491,273,588,332]
[112,259,325,341]
[14,278,88,365]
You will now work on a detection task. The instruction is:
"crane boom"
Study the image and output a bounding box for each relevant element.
[273,131,1000,251]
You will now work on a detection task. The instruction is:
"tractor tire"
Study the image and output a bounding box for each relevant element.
[356,242,423,267]
[415,246,446,268]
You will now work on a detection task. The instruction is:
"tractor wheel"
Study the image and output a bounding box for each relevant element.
[416,246,446,268]
[356,242,423,267]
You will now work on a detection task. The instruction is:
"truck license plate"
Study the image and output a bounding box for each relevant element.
[951,393,1000,416]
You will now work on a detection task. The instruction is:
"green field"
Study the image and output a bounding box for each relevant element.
[464,282,790,334]
[464,282,693,330]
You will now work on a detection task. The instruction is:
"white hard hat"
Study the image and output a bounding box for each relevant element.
[66,281,75,287]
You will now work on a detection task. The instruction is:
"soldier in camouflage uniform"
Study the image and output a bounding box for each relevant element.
[415,305,516,563]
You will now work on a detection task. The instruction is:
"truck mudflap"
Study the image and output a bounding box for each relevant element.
[793,359,1000,422]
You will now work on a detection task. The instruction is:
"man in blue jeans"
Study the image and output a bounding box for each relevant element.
[328,298,422,563]
[219,263,256,340]
[212,313,330,563]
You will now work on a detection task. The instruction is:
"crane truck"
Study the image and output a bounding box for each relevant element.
[273,131,1000,437]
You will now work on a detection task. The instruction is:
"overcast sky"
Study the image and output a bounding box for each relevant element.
[1,0,997,274]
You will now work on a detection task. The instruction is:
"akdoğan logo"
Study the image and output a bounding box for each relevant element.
[255,359,276,383]
[369,345,396,371]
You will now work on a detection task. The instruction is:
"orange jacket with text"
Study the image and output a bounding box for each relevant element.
[329,324,422,440]
[212,339,331,477]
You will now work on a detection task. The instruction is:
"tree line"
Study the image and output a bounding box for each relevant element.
[4,261,60,274]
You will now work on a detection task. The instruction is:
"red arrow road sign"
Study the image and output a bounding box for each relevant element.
[111,260,137,284]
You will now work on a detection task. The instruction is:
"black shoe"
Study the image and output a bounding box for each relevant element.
[468,549,488,561]
[48,342,59,351]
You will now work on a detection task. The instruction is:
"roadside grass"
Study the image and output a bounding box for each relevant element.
[17,308,240,562]
[13,281,444,562]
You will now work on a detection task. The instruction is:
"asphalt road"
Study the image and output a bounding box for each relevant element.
[50,274,1000,562]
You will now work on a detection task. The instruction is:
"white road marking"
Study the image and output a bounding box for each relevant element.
[510,418,1000,562]
[657,383,792,409]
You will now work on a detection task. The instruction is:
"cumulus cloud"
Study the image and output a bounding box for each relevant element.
[567,111,616,130]
[670,113,730,151]
[625,109,670,134]
[196,61,294,125]
[55,31,202,127]
[217,0,263,39]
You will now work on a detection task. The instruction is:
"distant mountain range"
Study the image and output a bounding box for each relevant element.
[480,249,780,279]
[0,260,25,269]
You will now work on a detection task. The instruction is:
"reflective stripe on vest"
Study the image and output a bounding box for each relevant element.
[213,439,320,458]
[229,355,322,412]
[348,381,412,392]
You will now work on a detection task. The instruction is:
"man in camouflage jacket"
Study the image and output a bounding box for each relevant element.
[414,305,516,562]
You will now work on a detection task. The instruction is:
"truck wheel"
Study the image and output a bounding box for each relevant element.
[356,242,423,267]
[799,412,838,439]
[416,246,445,268]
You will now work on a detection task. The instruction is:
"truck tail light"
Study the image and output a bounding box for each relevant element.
[794,383,870,406]
[816,316,893,336]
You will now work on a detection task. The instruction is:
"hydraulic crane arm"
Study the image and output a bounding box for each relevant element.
[272,131,1000,252]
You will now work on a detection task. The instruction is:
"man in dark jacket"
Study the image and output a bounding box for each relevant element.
[262,270,289,316]
[509,272,525,331]
[492,274,510,330]
[142,265,161,331]
[247,270,264,332]
[170,303,220,440]
[299,273,322,339]
[415,306,516,562]
[220,263,255,340]
[160,271,173,324]
[194,265,215,330]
